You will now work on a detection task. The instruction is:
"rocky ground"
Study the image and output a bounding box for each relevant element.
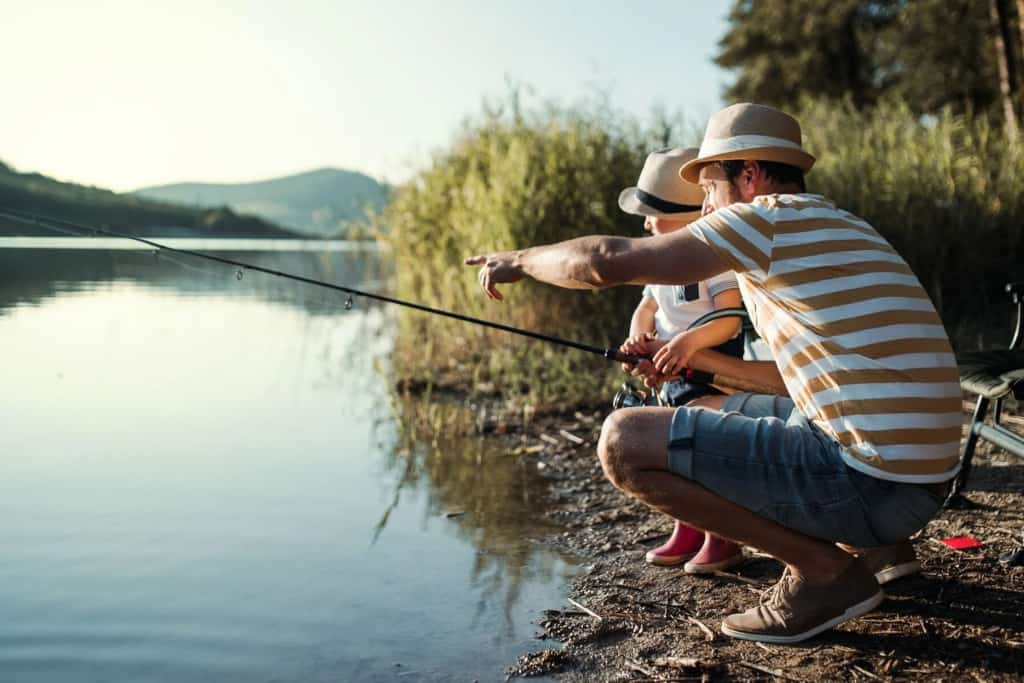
[498,405,1024,682]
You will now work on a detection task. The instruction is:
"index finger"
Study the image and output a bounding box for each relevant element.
[464,255,486,265]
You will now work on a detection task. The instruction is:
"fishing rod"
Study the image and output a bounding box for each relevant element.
[0,207,640,360]
[0,207,782,396]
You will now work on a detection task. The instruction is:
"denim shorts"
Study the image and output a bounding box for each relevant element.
[666,393,947,547]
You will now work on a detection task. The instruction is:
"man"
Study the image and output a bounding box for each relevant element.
[465,103,961,643]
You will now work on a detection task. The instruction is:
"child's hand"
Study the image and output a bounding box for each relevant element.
[619,332,664,372]
[652,332,697,378]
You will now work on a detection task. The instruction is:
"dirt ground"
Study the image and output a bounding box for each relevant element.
[498,406,1024,682]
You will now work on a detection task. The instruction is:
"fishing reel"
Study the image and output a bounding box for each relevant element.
[611,383,649,410]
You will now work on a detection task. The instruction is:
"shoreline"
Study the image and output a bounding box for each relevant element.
[488,403,1024,681]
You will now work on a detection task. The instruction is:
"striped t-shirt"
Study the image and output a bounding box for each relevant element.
[688,193,961,483]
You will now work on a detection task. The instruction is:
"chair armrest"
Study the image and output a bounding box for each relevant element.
[1008,282,1024,349]
[1008,282,1024,304]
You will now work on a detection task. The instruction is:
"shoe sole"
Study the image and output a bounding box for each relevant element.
[645,551,698,566]
[720,590,885,644]
[874,560,921,585]
[684,552,747,574]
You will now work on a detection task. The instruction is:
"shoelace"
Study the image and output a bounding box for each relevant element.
[761,567,794,609]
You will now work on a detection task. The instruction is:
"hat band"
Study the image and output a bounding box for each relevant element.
[636,189,702,214]
[699,134,803,157]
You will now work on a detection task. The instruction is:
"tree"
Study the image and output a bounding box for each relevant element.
[715,0,899,110]
[875,0,1000,115]
[715,0,1014,119]
[991,0,1021,138]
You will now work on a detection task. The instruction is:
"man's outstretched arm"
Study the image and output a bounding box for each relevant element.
[464,229,728,300]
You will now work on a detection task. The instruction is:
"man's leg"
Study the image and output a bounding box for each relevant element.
[597,403,852,582]
[598,400,885,643]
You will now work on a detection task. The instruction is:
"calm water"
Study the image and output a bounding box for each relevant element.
[0,240,576,682]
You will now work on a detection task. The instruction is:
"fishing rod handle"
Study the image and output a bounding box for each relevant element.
[604,349,644,365]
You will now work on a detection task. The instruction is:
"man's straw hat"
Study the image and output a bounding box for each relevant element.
[618,147,704,221]
[679,103,815,183]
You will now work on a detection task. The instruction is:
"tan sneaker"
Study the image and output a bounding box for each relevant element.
[720,560,883,644]
[852,541,921,585]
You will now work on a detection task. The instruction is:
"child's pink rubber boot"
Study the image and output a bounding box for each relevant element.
[683,534,745,573]
[644,521,704,566]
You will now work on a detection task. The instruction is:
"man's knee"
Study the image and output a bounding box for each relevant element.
[597,408,675,489]
[598,410,635,490]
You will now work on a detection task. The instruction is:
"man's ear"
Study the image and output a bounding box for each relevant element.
[744,160,761,186]
[739,161,760,199]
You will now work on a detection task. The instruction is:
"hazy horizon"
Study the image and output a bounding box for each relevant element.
[1,0,731,192]
[130,165,383,192]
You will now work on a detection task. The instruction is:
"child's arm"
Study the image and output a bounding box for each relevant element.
[651,288,743,378]
[628,296,658,340]
[619,295,664,375]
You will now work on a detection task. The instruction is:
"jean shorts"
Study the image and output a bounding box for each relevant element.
[666,393,947,547]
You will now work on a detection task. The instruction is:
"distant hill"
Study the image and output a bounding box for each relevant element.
[0,160,300,238]
[134,168,389,238]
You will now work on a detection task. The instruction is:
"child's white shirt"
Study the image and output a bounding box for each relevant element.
[642,271,739,340]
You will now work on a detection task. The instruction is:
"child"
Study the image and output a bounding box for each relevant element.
[616,147,746,574]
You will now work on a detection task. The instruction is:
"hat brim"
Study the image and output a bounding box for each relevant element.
[618,187,703,222]
[679,147,816,183]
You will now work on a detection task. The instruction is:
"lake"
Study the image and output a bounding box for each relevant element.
[0,239,577,682]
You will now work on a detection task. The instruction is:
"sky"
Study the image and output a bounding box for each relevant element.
[0,0,732,192]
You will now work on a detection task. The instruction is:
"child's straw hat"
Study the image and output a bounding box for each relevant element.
[618,147,704,221]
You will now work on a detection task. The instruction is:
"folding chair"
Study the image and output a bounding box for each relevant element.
[947,282,1024,507]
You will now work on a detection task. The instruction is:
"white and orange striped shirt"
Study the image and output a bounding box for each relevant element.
[689,193,961,483]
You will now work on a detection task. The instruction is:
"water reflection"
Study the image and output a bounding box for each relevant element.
[0,240,386,317]
[0,242,574,682]
[374,400,568,639]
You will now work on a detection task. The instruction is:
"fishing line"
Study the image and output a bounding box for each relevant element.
[0,207,639,364]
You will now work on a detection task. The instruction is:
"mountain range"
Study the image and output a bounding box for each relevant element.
[134,168,389,238]
[0,160,299,238]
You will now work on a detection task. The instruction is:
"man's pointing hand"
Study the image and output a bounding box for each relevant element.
[464,252,524,301]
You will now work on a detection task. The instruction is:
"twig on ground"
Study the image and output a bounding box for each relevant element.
[539,433,561,445]
[736,661,801,681]
[608,582,643,592]
[568,597,603,621]
[653,656,706,669]
[625,658,656,677]
[852,664,882,680]
[559,429,585,445]
[634,598,684,618]
[687,616,717,642]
